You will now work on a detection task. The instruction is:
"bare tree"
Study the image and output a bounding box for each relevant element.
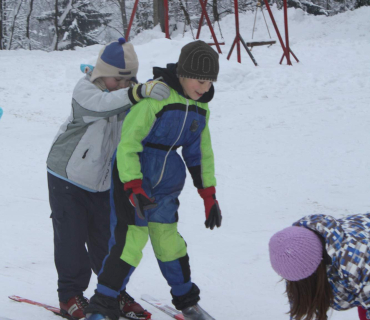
[7,0,23,49]
[25,0,34,49]
[153,0,158,27]
[50,0,73,50]
[0,0,5,49]
[212,0,220,22]
[117,0,128,35]
[105,0,127,35]
[153,0,165,32]
[53,0,58,50]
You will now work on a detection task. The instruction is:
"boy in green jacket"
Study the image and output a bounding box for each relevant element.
[85,40,222,320]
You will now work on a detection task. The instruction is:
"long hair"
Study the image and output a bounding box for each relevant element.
[286,259,334,320]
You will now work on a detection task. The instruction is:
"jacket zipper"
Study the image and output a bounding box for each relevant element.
[153,100,189,188]
[99,116,116,191]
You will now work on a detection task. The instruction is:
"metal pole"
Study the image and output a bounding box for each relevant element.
[290,48,299,62]
[227,37,237,60]
[240,34,258,66]
[196,0,208,39]
[283,0,292,65]
[262,0,289,62]
[227,0,258,65]
[164,0,170,38]
[234,0,241,62]
[125,0,140,40]
[198,0,222,53]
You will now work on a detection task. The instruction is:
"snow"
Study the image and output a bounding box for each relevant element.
[1,6,370,320]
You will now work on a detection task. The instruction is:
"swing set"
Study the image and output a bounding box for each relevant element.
[227,0,299,65]
[125,0,299,66]
[125,0,224,54]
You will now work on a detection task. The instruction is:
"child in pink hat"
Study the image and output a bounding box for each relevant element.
[269,213,370,320]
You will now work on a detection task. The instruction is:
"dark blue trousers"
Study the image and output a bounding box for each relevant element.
[47,173,111,302]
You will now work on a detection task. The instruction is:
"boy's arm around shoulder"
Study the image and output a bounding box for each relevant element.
[72,76,133,116]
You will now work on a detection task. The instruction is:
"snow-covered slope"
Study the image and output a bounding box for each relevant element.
[0,6,369,320]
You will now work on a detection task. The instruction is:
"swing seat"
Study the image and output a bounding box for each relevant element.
[246,40,276,48]
[207,42,225,46]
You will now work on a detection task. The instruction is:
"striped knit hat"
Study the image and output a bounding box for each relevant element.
[91,38,138,82]
[269,226,323,281]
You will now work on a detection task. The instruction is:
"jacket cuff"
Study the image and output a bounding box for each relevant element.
[128,84,144,105]
[198,186,216,199]
[124,179,142,190]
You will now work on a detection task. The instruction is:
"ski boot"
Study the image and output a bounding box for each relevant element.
[182,304,215,320]
[119,291,152,320]
[59,294,89,319]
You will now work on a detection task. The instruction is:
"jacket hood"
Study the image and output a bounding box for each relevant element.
[153,63,214,103]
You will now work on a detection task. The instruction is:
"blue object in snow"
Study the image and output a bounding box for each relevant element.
[0,107,3,120]
[84,314,108,320]
[80,64,94,74]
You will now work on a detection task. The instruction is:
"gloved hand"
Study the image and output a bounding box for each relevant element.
[124,179,157,219]
[198,187,222,230]
[132,80,170,102]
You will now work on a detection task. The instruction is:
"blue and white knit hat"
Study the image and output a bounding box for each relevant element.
[91,38,139,82]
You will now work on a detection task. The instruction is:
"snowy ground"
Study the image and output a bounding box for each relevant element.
[1,6,370,320]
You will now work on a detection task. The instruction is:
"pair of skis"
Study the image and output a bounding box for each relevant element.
[7,295,184,320]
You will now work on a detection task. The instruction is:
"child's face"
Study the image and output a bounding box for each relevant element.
[179,77,212,101]
[103,77,131,91]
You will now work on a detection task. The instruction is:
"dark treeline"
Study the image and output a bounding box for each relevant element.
[0,0,368,51]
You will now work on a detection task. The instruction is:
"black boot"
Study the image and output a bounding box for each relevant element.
[171,284,200,311]
[84,291,120,320]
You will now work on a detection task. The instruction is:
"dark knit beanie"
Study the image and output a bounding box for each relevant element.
[177,40,219,82]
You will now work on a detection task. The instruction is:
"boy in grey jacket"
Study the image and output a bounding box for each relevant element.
[46,38,169,320]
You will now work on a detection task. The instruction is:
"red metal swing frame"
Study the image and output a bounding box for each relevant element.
[227,0,299,65]
[125,0,224,54]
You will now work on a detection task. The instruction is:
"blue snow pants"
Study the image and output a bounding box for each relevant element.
[96,149,193,299]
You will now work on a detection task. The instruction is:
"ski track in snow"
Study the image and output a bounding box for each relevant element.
[1,6,370,320]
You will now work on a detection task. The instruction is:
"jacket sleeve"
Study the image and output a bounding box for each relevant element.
[116,99,158,183]
[182,107,216,189]
[72,77,134,118]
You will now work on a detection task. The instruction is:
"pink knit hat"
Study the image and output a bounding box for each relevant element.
[269,226,323,281]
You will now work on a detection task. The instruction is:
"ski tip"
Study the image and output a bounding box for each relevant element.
[8,295,21,301]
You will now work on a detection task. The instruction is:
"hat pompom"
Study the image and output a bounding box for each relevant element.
[118,37,126,44]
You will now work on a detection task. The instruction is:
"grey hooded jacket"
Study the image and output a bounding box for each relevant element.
[46,74,133,192]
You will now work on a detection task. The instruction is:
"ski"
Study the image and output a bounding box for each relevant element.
[8,295,69,319]
[9,295,155,320]
[141,295,184,320]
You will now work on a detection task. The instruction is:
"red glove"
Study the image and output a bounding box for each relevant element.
[198,187,222,230]
[124,179,157,219]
